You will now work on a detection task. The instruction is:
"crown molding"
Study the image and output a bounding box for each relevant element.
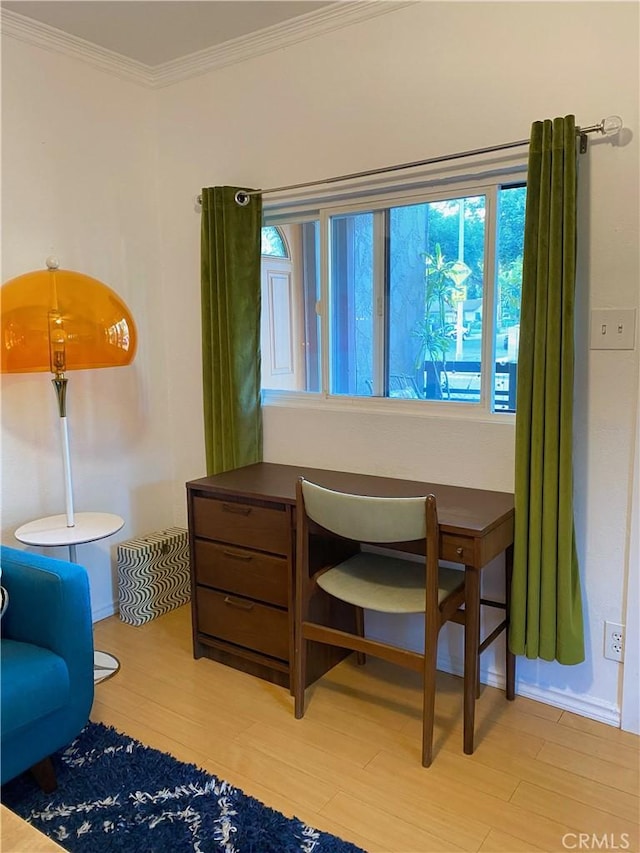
[151,2,417,88]
[0,8,153,86]
[0,2,417,90]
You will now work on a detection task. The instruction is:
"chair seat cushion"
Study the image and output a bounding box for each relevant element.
[1,639,70,737]
[317,552,464,613]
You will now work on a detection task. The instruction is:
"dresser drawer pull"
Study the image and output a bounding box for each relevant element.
[223,595,255,611]
[222,550,253,562]
[456,547,464,556]
[222,503,252,516]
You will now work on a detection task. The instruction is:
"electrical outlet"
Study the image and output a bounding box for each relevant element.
[604,621,625,662]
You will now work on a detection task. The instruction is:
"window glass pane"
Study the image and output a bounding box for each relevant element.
[329,212,375,396]
[494,185,526,411]
[301,221,321,392]
[388,204,429,399]
[260,221,320,392]
[261,226,289,258]
[389,196,485,402]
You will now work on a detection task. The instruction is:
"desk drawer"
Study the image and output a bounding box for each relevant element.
[196,587,289,661]
[441,534,475,565]
[194,539,288,607]
[192,496,289,556]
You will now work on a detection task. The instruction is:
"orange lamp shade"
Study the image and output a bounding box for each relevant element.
[1,268,137,374]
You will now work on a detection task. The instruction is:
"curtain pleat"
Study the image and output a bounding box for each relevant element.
[200,187,263,475]
[509,117,585,664]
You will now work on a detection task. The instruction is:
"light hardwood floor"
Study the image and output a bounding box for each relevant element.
[89,605,639,853]
[1,804,66,852]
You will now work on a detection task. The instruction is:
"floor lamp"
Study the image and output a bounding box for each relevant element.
[1,257,137,683]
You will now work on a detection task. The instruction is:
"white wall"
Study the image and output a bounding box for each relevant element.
[156,1,639,722]
[621,366,640,733]
[2,1,638,723]
[0,39,175,618]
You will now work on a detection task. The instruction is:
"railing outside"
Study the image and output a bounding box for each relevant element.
[437,361,517,411]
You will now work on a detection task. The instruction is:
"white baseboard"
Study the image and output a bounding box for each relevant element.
[513,680,621,727]
[438,653,621,728]
[92,601,118,623]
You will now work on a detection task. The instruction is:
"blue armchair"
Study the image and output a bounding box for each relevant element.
[0,545,94,790]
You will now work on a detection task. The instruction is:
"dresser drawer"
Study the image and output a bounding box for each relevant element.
[192,496,289,556]
[196,587,289,661]
[194,539,288,607]
[441,534,475,565]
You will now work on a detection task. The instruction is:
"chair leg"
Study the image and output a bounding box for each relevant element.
[422,620,439,767]
[293,631,306,719]
[355,606,366,665]
[30,756,57,793]
[293,522,306,718]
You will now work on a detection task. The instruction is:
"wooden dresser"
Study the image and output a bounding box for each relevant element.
[186,462,515,692]
[188,480,293,686]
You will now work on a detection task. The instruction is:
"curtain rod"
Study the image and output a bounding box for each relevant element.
[196,116,622,207]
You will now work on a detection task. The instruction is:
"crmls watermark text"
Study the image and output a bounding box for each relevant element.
[562,834,631,850]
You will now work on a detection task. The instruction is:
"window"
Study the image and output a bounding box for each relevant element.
[261,226,289,258]
[261,174,526,413]
[260,224,321,392]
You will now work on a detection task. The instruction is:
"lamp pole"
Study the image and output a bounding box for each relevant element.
[47,256,76,542]
[52,375,76,550]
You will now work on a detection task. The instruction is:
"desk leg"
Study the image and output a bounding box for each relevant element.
[505,543,516,701]
[464,566,480,755]
[476,609,481,700]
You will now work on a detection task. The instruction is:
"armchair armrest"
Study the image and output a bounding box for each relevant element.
[0,545,94,688]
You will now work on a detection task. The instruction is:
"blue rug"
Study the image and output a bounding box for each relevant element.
[1,722,366,852]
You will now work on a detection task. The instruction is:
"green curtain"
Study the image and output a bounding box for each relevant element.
[200,186,263,475]
[509,116,585,665]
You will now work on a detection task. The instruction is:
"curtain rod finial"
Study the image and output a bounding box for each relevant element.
[601,115,623,137]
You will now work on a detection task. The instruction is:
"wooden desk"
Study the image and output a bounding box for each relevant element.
[187,462,515,755]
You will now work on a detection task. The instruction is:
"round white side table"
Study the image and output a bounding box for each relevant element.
[15,512,124,684]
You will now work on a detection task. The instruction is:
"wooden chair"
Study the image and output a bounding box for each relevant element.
[293,477,471,767]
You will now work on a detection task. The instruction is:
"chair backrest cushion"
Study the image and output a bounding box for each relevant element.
[301,479,427,543]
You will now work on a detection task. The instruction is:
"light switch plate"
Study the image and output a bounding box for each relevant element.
[590,308,637,350]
